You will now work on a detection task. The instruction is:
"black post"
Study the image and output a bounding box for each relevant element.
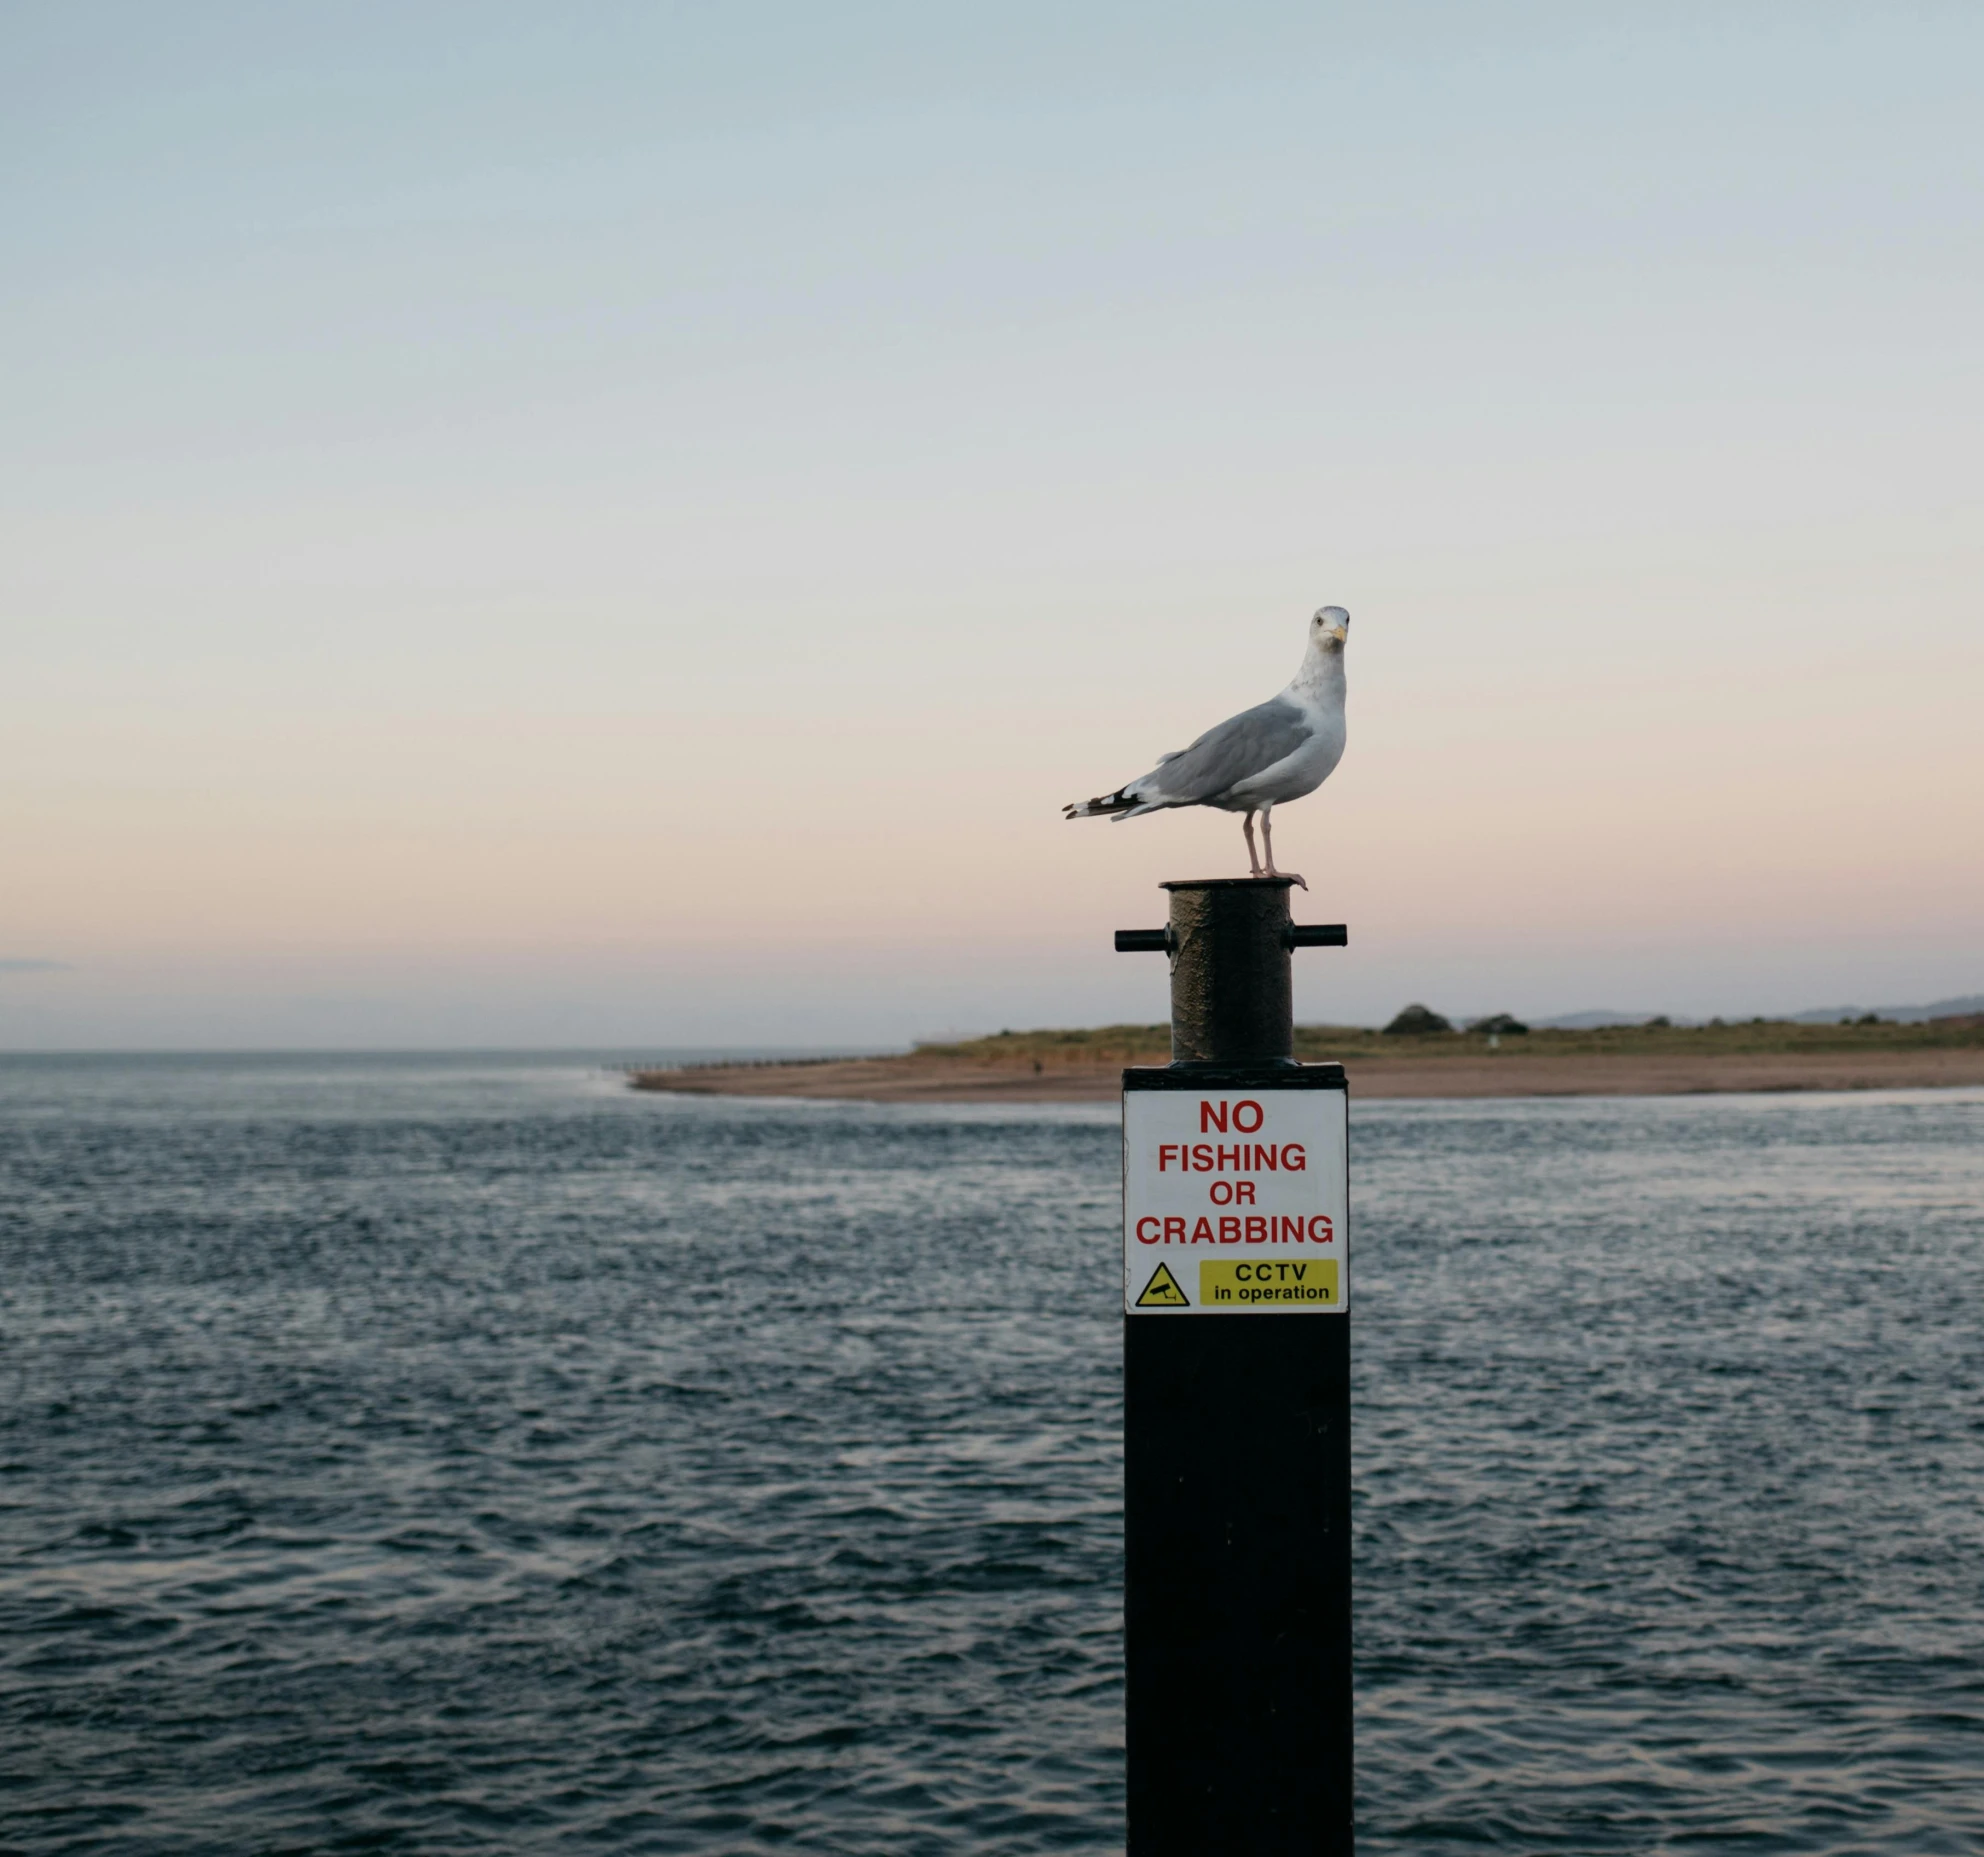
[1117,877,1352,1855]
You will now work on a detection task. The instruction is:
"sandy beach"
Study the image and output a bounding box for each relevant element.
[630,1027,1984,1104]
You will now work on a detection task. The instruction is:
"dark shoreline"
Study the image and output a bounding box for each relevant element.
[632,1028,1984,1105]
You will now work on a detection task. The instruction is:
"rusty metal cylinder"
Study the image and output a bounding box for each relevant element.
[1162,877,1300,1064]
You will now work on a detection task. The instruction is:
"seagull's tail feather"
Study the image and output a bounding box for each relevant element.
[1064,786,1166,822]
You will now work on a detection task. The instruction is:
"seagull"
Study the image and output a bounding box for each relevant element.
[1063,605,1349,887]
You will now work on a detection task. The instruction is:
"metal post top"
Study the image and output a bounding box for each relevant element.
[1158,876,1302,892]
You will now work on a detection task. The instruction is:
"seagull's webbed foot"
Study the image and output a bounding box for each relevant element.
[1267,870,1308,891]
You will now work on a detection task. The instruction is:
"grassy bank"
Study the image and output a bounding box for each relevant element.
[628,1013,1984,1102]
[910,1014,1984,1067]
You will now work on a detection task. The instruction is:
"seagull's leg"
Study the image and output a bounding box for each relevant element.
[1242,810,1264,877]
[1260,808,1307,891]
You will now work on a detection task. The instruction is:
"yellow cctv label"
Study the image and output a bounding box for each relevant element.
[1199,1259,1339,1308]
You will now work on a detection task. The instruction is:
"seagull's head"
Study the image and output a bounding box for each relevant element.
[1311,605,1350,652]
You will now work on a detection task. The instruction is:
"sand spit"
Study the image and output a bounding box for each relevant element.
[630,1018,1984,1104]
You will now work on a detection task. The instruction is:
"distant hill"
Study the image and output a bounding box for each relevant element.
[1507,995,1984,1031]
[1785,994,1984,1024]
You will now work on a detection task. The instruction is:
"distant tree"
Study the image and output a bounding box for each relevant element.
[1384,1003,1454,1036]
[1644,1014,1672,1028]
[1466,1012,1529,1036]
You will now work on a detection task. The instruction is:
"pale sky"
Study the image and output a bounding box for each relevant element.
[4,2,1981,1048]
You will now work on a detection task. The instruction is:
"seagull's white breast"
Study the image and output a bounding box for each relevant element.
[1223,705,1345,808]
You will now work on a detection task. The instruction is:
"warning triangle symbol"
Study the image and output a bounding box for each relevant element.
[1135,1262,1189,1308]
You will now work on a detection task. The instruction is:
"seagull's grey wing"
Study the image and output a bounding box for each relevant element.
[1134,698,1312,805]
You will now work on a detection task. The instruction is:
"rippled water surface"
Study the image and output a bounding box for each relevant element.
[3,1055,1981,1853]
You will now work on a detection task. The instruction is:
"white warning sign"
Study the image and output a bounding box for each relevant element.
[1123,1084,1348,1315]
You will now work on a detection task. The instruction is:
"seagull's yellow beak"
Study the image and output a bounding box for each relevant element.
[1328,623,1348,645]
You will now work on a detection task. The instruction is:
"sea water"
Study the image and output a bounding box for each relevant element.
[2,1055,1980,1853]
